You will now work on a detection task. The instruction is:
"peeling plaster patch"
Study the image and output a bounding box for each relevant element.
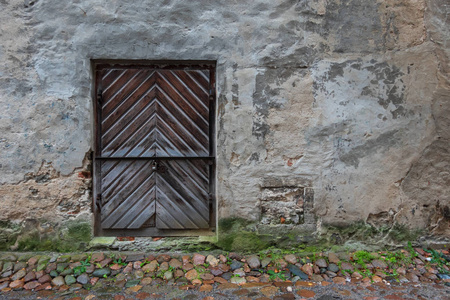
[253,68,302,140]
[315,0,384,53]
[315,59,407,120]
[0,155,92,222]
[339,129,400,168]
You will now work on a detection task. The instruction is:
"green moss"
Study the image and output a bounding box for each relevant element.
[318,221,424,251]
[388,224,421,241]
[218,217,252,233]
[178,241,217,252]
[66,222,92,242]
[216,231,270,252]
[216,218,271,252]
[15,221,92,252]
[0,220,20,230]
[0,220,21,250]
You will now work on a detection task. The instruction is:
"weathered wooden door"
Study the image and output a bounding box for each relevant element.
[93,62,215,236]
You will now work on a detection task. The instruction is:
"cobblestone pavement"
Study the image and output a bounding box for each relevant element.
[0,247,449,299]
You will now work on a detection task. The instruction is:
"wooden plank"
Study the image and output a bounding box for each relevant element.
[185,70,210,94]
[156,98,208,156]
[101,70,156,132]
[156,77,208,131]
[102,160,150,211]
[95,63,216,234]
[156,160,209,229]
[101,161,155,229]
[102,70,139,110]
[102,93,157,157]
[157,71,209,120]
[101,69,127,95]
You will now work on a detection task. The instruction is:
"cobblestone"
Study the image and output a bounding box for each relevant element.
[0,248,447,299]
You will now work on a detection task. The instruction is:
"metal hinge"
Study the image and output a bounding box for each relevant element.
[97,91,103,104]
[96,194,102,212]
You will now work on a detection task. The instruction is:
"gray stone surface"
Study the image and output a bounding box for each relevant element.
[0,0,448,243]
[89,238,116,248]
[51,276,65,286]
[246,255,261,269]
[287,264,308,280]
[76,273,89,285]
[92,268,111,277]
[327,264,340,273]
[64,275,76,285]
[230,261,244,271]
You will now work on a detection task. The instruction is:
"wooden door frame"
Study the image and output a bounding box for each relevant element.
[91,60,216,237]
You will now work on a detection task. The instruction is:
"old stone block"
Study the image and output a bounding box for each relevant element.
[260,187,305,225]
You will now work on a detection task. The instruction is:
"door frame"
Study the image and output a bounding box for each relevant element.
[91,60,216,237]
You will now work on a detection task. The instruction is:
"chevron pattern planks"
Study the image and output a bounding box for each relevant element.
[100,69,209,158]
[96,66,213,231]
[156,160,209,229]
[100,160,156,229]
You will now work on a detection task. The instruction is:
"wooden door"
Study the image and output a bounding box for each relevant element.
[93,62,215,236]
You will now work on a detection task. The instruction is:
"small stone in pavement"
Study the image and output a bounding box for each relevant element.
[333,277,346,284]
[301,264,313,276]
[24,271,36,282]
[193,254,206,265]
[372,259,387,269]
[125,279,141,287]
[65,275,77,285]
[284,254,297,264]
[9,280,24,289]
[206,255,219,267]
[199,284,213,292]
[169,258,182,269]
[261,286,278,297]
[230,276,246,284]
[24,281,40,290]
[315,259,327,268]
[297,289,316,298]
[340,262,354,271]
[38,275,51,284]
[185,269,198,281]
[261,257,271,268]
[92,268,111,277]
[164,271,173,280]
[11,269,26,281]
[90,253,105,262]
[51,276,65,286]
[77,273,90,285]
[230,261,244,270]
[247,255,261,269]
[328,253,340,264]
[327,263,339,273]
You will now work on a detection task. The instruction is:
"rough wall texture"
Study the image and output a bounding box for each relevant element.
[0,0,448,246]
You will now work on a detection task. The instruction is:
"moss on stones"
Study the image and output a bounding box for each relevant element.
[318,221,423,251]
[216,217,272,252]
[66,222,92,242]
[0,220,21,251]
[13,220,92,252]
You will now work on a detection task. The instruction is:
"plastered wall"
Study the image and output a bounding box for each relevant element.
[0,0,448,242]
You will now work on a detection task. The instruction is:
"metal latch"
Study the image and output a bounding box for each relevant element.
[151,161,166,173]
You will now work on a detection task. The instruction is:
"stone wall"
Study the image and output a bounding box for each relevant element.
[0,0,448,249]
